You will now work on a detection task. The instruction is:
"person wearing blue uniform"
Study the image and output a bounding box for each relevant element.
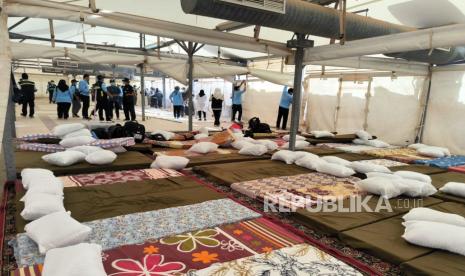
[79,74,90,120]
[231,81,246,122]
[92,75,111,121]
[169,86,184,119]
[70,79,81,118]
[47,80,56,104]
[276,85,294,130]
[52,79,73,119]
[108,79,122,120]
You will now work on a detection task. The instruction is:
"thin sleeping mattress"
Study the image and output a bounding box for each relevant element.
[15,151,153,176]
[362,147,432,164]
[414,155,465,169]
[305,134,359,145]
[430,172,465,204]
[390,164,446,175]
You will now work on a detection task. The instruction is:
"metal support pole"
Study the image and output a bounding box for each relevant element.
[334,78,343,132]
[417,66,433,142]
[140,64,146,121]
[289,33,306,151]
[162,76,166,109]
[187,42,194,132]
[48,19,55,47]
[4,78,16,180]
[363,78,372,130]
[339,0,347,45]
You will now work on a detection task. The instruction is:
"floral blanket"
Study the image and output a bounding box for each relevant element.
[414,155,465,169]
[231,173,362,210]
[189,243,362,276]
[358,159,407,168]
[362,147,431,164]
[58,169,183,187]
[12,217,304,275]
[154,149,234,158]
[10,199,261,267]
[17,133,58,142]
[16,137,136,153]
[317,143,378,153]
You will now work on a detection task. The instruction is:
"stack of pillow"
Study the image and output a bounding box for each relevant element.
[408,143,451,158]
[20,168,105,275]
[353,130,390,148]
[281,135,310,150]
[310,130,335,138]
[231,137,277,156]
[402,208,465,256]
[42,145,117,167]
[355,170,437,199]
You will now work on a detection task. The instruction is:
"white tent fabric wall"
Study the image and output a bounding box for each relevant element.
[337,81,368,134]
[305,78,340,132]
[242,81,285,125]
[423,71,465,155]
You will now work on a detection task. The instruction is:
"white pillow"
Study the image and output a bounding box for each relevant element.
[151,156,189,170]
[295,156,326,171]
[294,152,319,163]
[242,137,261,144]
[257,140,278,151]
[366,172,401,180]
[21,169,54,189]
[355,130,372,141]
[355,177,402,199]
[394,171,432,183]
[199,127,209,135]
[408,143,427,150]
[231,140,254,150]
[85,150,117,165]
[42,243,106,276]
[239,144,268,156]
[311,130,335,138]
[59,136,96,148]
[63,128,92,139]
[42,151,86,167]
[350,161,391,174]
[25,177,64,196]
[194,133,209,140]
[397,179,437,197]
[353,139,368,145]
[281,141,310,150]
[403,208,465,227]
[25,211,91,254]
[316,162,355,178]
[271,150,299,164]
[188,142,219,154]
[152,130,175,141]
[417,147,445,158]
[52,123,86,137]
[67,145,103,156]
[283,134,306,142]
[440,182,465,198]
[321,156,351,167]
[366,139,390,148]
[402,221,465,256]
[107,146,127,153]
[21,194,65,221]
[233,132,244,139]
[429,146,451,156]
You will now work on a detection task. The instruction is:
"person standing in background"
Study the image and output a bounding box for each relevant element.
[70,79,81,118]
[108,79,122,120]
[122,78,136,121]
[47,80,56,104]
[52,79,72,120]
[93,75,111,122]
[170,86,184,119]
[195,89,208,121]
[155,88,164,108]
[276,85,294,130]
[210,88,224,127]
[231,80,246,123]
[18,73,37,118]
[79,74,91,120]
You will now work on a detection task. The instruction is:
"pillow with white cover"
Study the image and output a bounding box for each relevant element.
[430,146,451,156]
[257,140,278,151]
[233,132,244,139]
[355,130,372,141]
[402,220,465,256]
[355,177,402,199]
[366,172,402,180]
[59,136,96,148]
[321,156,351,167]
[239,144,268,156]
[417,147,445,158]
[283,134,306,142]
[42,151,86,167]
[194,133,209,140]
[316,162,355,178]
[295,156,326,171]
[151,156,189,170]
[107,146,127,154]
[394,171,432,183]
[63,128,92,139]
[188,142,219,154]
[310,130,334,138]
[408,143,427,150]
[21,193,65,221]
[152,130,175,141]
[281,141,310,150]
[397,179,437,197]
[42,243,106,276]
[242,137,261,144]
[271,150,300,164]
[21,169,54,189]
[25,211,91,254]
[85,150,117,165]
[67,145,102,156]
[52,123,86,137]
[366,139,390,148]
[25,177,64,196]
[403,208,465,227]
[350,161,391,174]
[353,139,367,145]
[440,182,465,198]
[231,140,254,150]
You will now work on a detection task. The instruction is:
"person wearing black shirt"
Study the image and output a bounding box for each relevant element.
[122,78,136,121]
[210,88,224,127]
[18,73,37,118]
[92,75,111,121]
[47,80,56,104]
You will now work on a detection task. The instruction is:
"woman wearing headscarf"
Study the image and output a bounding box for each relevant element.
[210,88,224,127]
[52,79,73,119]
[195,89,208,121]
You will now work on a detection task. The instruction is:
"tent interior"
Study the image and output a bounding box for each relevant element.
[1,0,465,275]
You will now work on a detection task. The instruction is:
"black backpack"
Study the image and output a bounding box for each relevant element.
[108,124,127,139]
[93,128,110,139]
[124,121,146,143]
[248,117,272,133]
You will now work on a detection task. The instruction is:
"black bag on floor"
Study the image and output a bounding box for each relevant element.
[108,124,127,139]
[92,127,110,139]
[124,121,146,143]
[248,117,272,133]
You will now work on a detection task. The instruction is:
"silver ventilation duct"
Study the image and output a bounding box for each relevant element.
[181,0,465,65]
